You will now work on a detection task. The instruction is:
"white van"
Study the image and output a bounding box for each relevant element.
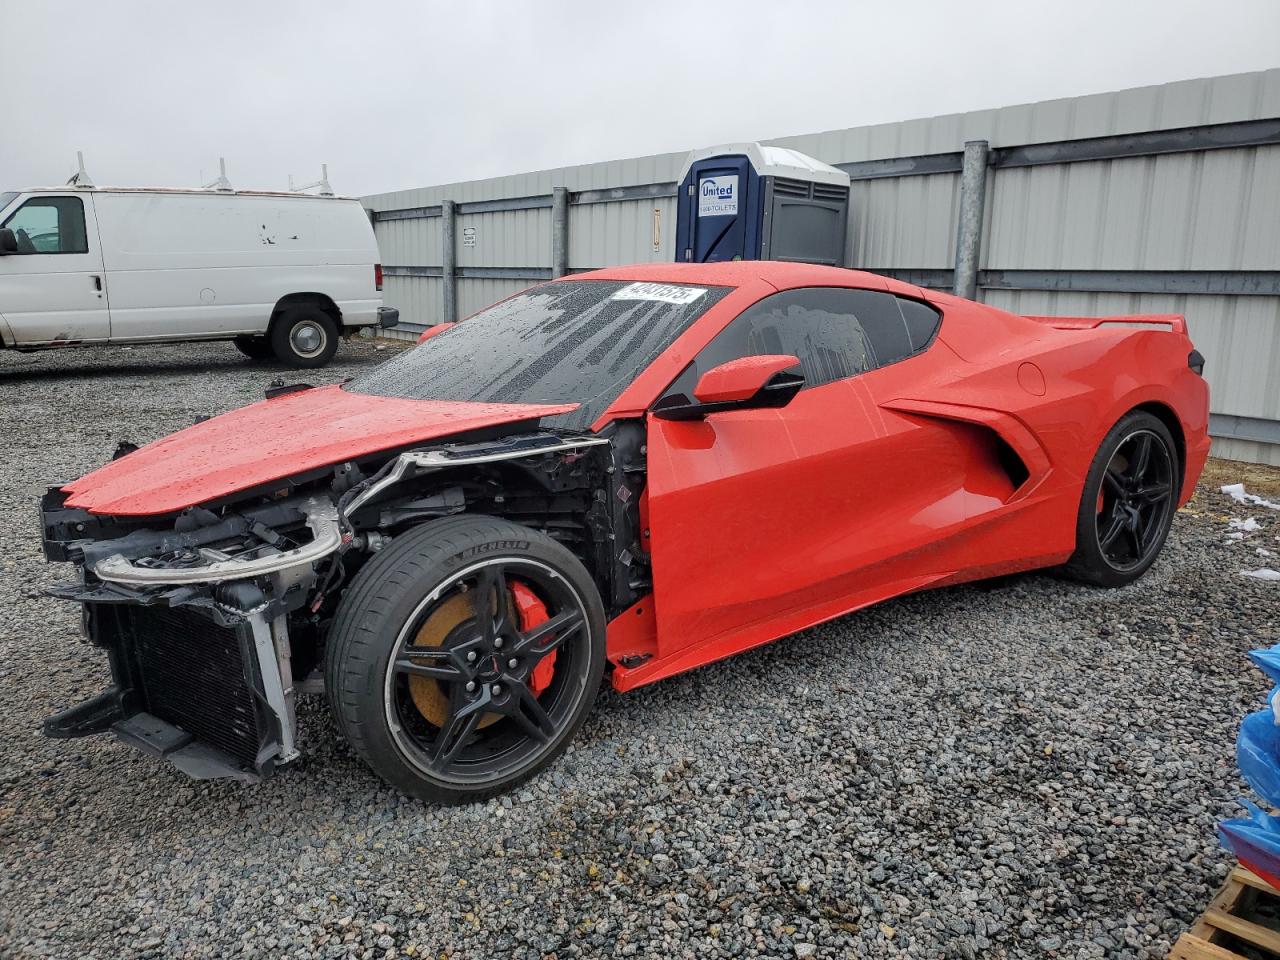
[0,186,398,367]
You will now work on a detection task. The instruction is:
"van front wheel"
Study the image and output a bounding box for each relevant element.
[271,308,339,368]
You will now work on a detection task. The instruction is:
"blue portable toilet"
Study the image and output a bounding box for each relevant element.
[675,142,851,266]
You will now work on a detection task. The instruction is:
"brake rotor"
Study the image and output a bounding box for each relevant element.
[406,579,557,730]
[407,593,483,729]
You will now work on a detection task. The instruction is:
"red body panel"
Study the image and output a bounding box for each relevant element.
[600,265,1209,690]
[62,385,577,516]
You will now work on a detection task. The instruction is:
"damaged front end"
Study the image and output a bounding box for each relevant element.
[38,427,633,784]
[40,491,338,781]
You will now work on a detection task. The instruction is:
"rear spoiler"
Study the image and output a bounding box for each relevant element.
[1025,313,1187,336]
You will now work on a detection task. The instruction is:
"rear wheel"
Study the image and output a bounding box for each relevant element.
[232,335,273,361]
[1064,411,1178,587]
[270,307,339,368]
[325,515,606,803]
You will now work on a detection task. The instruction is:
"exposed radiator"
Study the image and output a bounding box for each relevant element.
[114,606,271,769]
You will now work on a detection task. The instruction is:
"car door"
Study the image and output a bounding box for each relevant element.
[644,286,980,667]
[645,286,883,661]
[0,193,110,344]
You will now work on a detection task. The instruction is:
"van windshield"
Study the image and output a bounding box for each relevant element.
[0,193,16,215]
[346,280,732,431]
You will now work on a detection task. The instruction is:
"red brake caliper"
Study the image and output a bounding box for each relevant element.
[511,581,556,695]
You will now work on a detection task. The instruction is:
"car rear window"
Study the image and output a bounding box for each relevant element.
[347,280,732,431]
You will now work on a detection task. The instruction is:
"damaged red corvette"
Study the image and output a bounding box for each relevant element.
[40,261,1211,802]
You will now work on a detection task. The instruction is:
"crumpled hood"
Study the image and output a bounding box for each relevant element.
[62,384,578,516]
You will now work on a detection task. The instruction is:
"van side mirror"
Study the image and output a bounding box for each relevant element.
[652,355,805,421]
[0,228,16,255]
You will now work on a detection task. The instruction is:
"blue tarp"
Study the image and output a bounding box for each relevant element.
[1219,801,1280,888]
[1238,707,1280,808]
[1221,646,1280,889]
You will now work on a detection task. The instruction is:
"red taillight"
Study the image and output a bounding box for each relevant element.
[374,263,383,292]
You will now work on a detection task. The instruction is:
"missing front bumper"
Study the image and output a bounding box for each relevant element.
[44,596,298,782]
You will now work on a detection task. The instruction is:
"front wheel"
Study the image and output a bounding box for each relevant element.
[325,515,606,803]
[1064,411,1179,588]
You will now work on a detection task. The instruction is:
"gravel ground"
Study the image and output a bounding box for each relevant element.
[1,339,1278,960]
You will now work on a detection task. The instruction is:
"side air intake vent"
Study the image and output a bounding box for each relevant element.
[994,436,1031,491]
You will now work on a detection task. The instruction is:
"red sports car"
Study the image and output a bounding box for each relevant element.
[40,262,1210,802]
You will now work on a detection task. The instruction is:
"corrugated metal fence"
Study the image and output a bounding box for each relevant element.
[364,69,1280,465]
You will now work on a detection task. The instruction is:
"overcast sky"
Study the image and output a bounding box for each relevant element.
[2,0,1276,198]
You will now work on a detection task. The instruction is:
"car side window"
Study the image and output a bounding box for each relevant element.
[897,296,943,353]
[2,196,88,254]
[662,288,875,400]
[857,292,944,366]
[661,287,942,401]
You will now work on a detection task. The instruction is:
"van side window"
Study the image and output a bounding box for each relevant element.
[2,197,88,254]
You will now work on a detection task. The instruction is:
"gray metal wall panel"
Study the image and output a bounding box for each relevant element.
[771,69,1280,163]
[457,278,535,320]
[364,152,685,211]
[457,208,552,269]
[850,173,960,269]
[382,275,441,333]
[986,145,1280,271]
[1212,437,1280,467]
[569,197,676,268]
[377,215,442,268]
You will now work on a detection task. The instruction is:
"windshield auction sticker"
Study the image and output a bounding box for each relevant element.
[610,282,707,305]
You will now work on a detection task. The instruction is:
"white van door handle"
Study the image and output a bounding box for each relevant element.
[91,275,103,294]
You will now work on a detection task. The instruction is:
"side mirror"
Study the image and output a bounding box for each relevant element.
[417,321,455,344]
[0,228,16,255]
[653,355,804,421]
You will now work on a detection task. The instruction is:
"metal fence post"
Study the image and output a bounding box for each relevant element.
[953,140,989,301]
[441,199,458,323]
[551,187,569,278]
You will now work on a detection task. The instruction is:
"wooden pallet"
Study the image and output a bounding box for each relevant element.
[1171,867,1280,959]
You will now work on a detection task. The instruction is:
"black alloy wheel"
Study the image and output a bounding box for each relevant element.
[326,515,605,803]
[1095,429,1175,571]
[1065,410,1179,587]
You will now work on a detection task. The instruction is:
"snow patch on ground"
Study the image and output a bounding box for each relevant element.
[1223,483,1280,511]
[1232,517,1264,532]
[1242,569,1280,581]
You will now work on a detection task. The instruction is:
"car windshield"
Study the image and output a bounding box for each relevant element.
[0,192,16,215]
[346,279,732,431]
